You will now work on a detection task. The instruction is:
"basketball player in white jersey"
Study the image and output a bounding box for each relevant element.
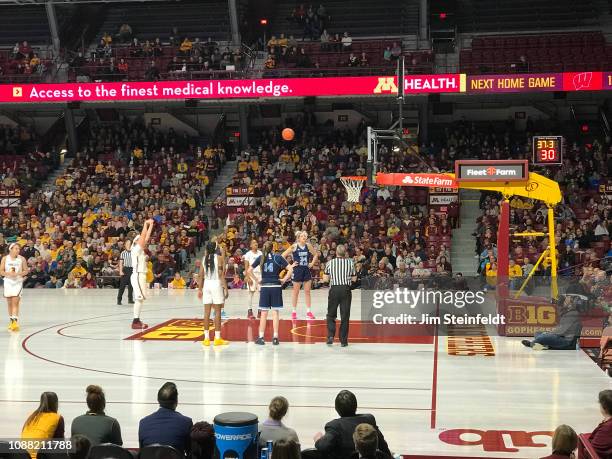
[281,231,319,320]
[197,241,229,347]
[130,219,154,330]
[1,243,29,331]
[243,239,263,319]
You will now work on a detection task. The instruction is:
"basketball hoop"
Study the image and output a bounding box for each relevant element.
[340,176,366,202]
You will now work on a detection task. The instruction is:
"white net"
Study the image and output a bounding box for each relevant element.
[340,177,366,202]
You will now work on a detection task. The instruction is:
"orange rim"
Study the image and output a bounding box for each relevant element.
[340,176,367,181]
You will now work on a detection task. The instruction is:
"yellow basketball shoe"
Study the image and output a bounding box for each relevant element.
[202,337,211,347]
[214,337,229,346]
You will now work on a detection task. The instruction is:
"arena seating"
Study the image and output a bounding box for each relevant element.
[0,47,53,84]
[213,125,452,289]
[10,119,222,289]
[270,0,419,38]
[461,31,611,74]
[93,0,230,44]
[264,40,433,77]
[0,5,50,46]
[456,0,600,33]
[443,120,612,296]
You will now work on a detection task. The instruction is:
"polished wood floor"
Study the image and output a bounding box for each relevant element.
[1,289,609,457]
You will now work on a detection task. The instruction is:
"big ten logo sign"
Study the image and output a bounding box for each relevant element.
[439,429,552,453]
[506,302,557,326]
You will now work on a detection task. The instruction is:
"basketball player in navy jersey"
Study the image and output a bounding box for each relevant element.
[248,241,296,345]
[282,231,318,320]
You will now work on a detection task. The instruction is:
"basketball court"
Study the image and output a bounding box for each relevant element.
[1,289,608,458]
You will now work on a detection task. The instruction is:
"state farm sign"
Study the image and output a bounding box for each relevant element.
[376,173,458,188]
[455,160,529,183]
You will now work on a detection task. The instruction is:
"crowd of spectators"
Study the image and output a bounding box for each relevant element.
[264,31,404,76]
[0,41,50,83]
[3,117,225,290]
[260,2,407,76]
[436,121,612,305]
[17,384,397,459]
[0,127,59,197]
[69,24,244,82]
[14,384,612,459]
[209,122,455,291]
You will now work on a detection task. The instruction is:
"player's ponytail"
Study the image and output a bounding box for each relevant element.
[261,241,273,262]
[204,241,217,276]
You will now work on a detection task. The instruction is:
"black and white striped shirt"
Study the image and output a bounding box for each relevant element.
[324,257,356,286]
[120,250,132,268]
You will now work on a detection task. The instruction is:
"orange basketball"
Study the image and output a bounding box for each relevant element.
[282,128,295,141]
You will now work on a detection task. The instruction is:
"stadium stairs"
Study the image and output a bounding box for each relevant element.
[187,158,238,270]
[43,156,73,192]
[450,189,481,276]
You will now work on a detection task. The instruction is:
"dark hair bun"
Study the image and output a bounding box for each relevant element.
[86,385,103,395]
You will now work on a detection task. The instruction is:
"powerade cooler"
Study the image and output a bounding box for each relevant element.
[214,412,258,459]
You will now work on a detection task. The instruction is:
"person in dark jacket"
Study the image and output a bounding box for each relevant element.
[139,382,193,455]
[71,385,122,445]
[314,390,391,459]
[539,424,577,459]
[589,390,612,458]
[522,295,583,350]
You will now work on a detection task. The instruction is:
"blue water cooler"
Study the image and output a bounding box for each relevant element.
[213,412,258,459]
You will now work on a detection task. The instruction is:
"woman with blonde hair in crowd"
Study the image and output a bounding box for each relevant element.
[258,396,300,447]
[21,392,64,458]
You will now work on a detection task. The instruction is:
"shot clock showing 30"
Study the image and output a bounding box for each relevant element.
[532,135,563,165]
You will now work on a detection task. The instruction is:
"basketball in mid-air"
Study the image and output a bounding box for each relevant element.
[282,128,295,141]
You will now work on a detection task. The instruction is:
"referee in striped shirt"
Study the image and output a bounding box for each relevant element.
[117,239,134,305]
[323,245,356,347]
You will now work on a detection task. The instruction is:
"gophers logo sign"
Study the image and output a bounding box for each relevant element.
[373,77,398,94]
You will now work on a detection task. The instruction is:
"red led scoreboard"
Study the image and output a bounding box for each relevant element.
[532,135,563,165]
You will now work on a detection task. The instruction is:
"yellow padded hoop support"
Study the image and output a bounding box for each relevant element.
[443,171,562,206]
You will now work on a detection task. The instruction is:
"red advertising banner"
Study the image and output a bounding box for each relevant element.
[0,71,610,103]
[376,173,458,188]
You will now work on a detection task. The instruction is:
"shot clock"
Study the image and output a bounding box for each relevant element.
[532,136,563,165]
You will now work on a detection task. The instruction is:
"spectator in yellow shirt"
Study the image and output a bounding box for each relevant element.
[387,224,400,238]
[177,160,188,173]
[238,158,249,172]
[102,32,112,45]
[508,259,523,290]
[179,38,193,55]
[485,262,497,288]
[248,157,259,172]
[30,54,41,68]
[277,33,288,48]
[267,36,279,49]
[95,161,105,174]
[169,272,186,289]
[146,260,154,285]
[70,261,88,280]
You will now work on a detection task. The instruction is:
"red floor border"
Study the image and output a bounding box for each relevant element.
[430,303,439,429]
